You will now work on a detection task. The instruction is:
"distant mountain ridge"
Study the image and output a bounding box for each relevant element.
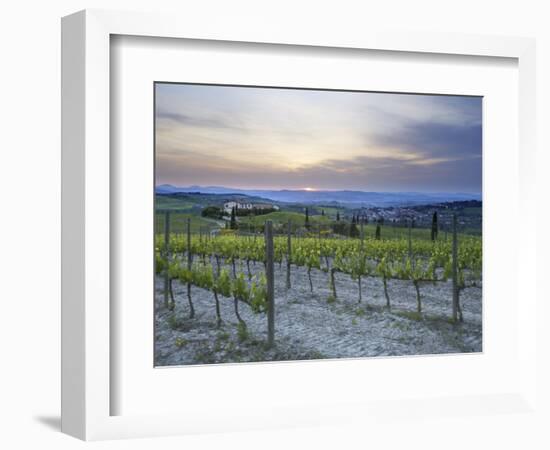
[156,184,481,207]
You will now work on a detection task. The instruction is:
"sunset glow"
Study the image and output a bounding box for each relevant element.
[155,83,482,193]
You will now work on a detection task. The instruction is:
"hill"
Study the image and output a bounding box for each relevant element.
[156,184,480,207]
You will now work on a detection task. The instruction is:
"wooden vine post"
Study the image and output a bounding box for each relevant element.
[408,219,412,259]
[163,211,170,309]
[265,220,275,347]
[452,214,459,322]
[286,219,292,290]
[360,221,365,253]
[186,217,195,318]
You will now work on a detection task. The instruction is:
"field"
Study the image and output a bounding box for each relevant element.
[155,212,222,234]
[240,211,330,226]
[155,262,481,366]
[155,211,460,241]
[155,195,195,210]
[154,223,482,366]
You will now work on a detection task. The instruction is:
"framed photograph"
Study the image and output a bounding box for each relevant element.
[152,82,483,368]
[62,9,538,441]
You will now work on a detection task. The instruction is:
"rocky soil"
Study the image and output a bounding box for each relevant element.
[154,261,482,366]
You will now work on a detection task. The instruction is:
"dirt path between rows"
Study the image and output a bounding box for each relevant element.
[154,262,482,366]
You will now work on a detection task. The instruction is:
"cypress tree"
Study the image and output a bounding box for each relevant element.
[230,206,237,229]
[305,207,310,229]
[350,221,359,238]
[431,211,438,241]
[375,223,381,240]
[336,211,340,221]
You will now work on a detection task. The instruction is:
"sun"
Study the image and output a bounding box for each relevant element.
[303,187,316,191]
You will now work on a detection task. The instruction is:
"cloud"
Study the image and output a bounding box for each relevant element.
[368,121,482,161]
[154,83,482,193]
[156,110,246,131]
[293,151,481,192]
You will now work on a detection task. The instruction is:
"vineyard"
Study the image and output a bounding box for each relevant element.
[154,215,482,366]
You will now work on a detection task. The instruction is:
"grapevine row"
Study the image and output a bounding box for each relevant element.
[157,231,481,320]
[156,253,268,328]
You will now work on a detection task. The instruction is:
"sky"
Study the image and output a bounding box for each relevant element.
[155,83,482,193]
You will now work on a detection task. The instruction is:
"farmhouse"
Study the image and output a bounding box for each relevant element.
[223,201,279,214]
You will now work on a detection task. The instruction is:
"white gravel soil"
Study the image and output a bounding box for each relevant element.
[155,261,482,366]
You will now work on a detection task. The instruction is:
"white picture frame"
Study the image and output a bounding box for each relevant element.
[61,9,538,441]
